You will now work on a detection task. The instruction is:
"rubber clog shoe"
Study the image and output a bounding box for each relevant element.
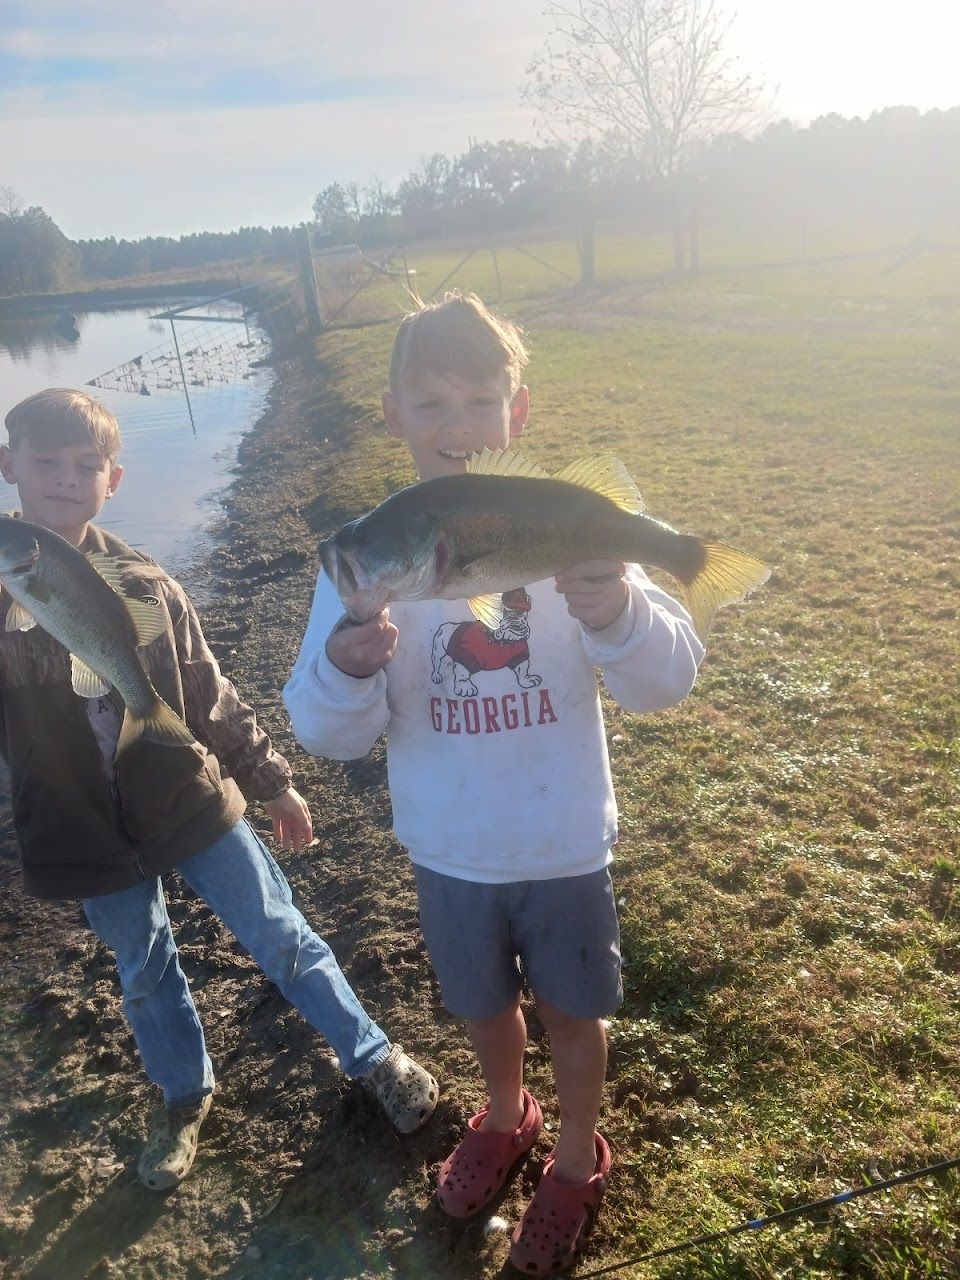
[138,1093,213,1191]
[437,1089,543,1219]
[509,1132,612,1274]
[363,1043,439,1134]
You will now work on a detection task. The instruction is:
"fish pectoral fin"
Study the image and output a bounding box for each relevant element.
[467,448,550,479]
[86,553,166,644]
[551,456,644,513]
[71,655,111,698]
[4,600,37,632]
[468,594,505,628]
[124,597,166,646]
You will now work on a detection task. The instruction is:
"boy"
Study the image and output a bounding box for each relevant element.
[0,388,438,1192]
[283,294,705,1274]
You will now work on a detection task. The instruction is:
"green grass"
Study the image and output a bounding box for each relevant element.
[308,226,959,1279]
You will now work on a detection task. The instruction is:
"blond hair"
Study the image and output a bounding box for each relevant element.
[4,388,122,461]
[389,292,528,395]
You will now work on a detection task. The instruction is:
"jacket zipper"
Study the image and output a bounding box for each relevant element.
[83,700,146,882]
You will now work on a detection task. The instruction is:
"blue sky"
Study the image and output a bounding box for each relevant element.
[1,0,957,241]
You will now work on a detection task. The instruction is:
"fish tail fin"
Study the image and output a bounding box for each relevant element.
[677,540,771,641]
[117,698,195,755]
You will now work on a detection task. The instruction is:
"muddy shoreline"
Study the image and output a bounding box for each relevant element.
[0,330,564,1280]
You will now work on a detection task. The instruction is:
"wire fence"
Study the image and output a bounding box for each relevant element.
[87,292,270,399]
[312,238,580,331]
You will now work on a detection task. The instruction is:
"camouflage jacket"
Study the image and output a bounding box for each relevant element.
[0,523,291,899]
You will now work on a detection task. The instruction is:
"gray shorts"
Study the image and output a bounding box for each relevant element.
[412,864,623,1021]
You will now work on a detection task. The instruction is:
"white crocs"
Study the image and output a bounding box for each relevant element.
[138,1093,213,1191]
[363,1044,439,1134]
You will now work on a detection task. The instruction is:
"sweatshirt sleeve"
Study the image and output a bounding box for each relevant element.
[282,572,390,761]
[579,565,705,713]
[164,579,293,802]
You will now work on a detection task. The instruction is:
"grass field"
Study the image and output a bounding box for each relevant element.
[309,226,959,1278]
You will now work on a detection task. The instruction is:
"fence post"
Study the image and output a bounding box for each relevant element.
[577,213,596,286]
[297,225,324,330]
[491,247,504,301]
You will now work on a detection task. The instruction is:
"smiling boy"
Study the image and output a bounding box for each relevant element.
[285,294,704,1274]
[0,388,438,1192]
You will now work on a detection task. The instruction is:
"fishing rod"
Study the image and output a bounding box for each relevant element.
[577,1154,960,1278]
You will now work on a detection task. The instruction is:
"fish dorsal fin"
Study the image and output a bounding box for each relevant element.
[86,553,166,645]
[467,448,550,480]
[468,594,505,629]
[71,655,110,698]
[551,456,645,513]
[4,599,37,632]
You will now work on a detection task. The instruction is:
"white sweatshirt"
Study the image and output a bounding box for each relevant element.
[284,569,704,883]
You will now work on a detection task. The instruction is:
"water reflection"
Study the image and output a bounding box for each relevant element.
[0,303,273,575]
[0,310,89,361]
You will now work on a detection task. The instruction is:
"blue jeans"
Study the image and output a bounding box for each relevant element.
[83,819,390,1107]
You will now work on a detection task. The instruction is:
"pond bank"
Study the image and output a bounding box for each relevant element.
[0,322,526,1280]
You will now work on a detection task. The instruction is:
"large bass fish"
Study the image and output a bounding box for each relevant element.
[319,449,770,639]
[0,516,195,755]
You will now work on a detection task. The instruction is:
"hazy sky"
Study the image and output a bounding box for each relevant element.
[1,0,957,241]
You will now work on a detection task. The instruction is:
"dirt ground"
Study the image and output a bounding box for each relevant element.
[0,341,609,1280]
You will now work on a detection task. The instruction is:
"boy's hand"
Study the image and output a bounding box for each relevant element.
[264,787,313,851]
[326,608,398,678]
[555,560,629,630]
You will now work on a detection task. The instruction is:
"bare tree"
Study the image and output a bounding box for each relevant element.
[0,185,24,216]
[525,0,764,271]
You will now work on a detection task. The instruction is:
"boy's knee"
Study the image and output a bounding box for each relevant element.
[119,931,180,1002]
[256,920,334,991]
[534,993,603,1037]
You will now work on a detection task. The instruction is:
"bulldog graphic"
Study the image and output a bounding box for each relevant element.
[431,587,542,697]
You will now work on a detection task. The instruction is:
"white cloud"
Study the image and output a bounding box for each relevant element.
[1,0,552,101]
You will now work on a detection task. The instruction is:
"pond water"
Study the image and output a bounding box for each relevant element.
[0,301,273,576]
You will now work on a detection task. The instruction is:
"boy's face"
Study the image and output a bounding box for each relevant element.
[0,440,123,543]
[383,369,529,481]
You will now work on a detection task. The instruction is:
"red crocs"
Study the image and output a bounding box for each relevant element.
[509,1132,612,1275]
[437,1089,543,1219]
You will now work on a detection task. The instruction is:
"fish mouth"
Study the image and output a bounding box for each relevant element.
[318,540,382,621]
[319,538,358,596]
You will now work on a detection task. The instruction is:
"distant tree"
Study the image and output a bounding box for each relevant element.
[525,0,764,271]
[0,185,24,216]
[0,203,79,296]
[362,179,393,220]
[395,154,453,237]
[312,183,353,239]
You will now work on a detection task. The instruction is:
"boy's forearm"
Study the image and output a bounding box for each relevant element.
[182,659,292,798]
[583,572,704,713]
[283,650,388,760]
[282,572,390,760]
[169,580,292,798]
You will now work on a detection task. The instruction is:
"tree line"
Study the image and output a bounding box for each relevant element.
[311,108,960,256]
[1,105,958,297]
